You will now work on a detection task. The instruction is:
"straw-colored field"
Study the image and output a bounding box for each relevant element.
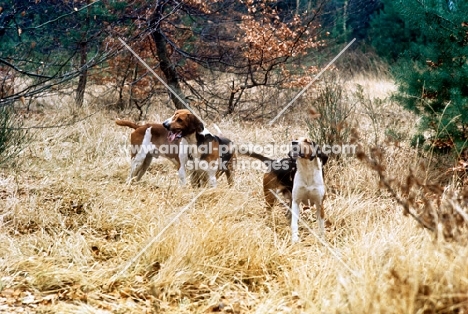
[1,77,467,313]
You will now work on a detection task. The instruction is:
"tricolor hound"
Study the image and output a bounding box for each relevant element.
[116,120,180,184]
[289,137,328,242]
[243,137,328,243]
[242,150,297,209]
[162,109,236,187]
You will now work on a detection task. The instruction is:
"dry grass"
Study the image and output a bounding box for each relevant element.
[1,77,468,314]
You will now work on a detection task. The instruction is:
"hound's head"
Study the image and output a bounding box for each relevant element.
[162,109,204,142]
[289,137,328,166]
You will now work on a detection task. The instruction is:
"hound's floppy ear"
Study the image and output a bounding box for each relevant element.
[192,113,204,133]
[196,121,204,133]
[319,151,329,166]
[188,113,204,133]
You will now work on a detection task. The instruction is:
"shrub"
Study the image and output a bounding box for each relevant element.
[0,106,27,166]
[306,74,355,157]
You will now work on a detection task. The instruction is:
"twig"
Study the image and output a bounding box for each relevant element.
[6,110,100,130]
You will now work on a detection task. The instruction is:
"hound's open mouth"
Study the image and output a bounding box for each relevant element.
[167,130,182,142]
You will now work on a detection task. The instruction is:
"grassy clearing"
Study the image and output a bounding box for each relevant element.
[1,77,467,313]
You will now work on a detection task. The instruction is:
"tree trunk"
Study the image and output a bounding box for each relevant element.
[75,41,87,107]
[343,0,348,35]
[148,6,186,110]
[226,81,237,116]
[75,0,90,107]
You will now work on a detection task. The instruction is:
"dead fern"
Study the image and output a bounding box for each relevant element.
[357,137,468,242]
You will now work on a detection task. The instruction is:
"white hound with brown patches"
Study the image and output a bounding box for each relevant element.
[116,120,180,184]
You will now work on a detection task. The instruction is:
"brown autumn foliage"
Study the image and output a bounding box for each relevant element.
[97,0,325,116]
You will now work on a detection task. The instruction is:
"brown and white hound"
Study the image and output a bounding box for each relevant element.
[243,137,328,242]
[162,109,236,187]
[116,120,180,184]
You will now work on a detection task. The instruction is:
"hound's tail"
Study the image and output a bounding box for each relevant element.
[240,151,273,165]
[115,119,140,129]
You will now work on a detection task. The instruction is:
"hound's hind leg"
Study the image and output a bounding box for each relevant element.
[127,127,154,184]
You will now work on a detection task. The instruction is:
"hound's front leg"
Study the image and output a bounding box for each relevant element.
[178,166,187,186]
[291,200,300,243]
[178,153,188,186]
[206,161,218,188]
